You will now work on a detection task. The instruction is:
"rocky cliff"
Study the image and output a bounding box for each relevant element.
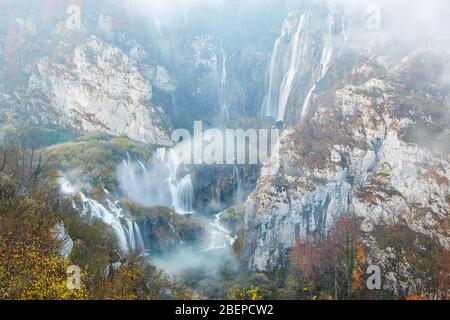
[243,44,450,271]
[0,13,172,147]
[27,36,171,146]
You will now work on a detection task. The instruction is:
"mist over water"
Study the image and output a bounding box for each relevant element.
[117,154,173,209]
[151,211,238,277]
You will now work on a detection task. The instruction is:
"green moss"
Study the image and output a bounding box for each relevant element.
[346,175,355,186]
[41,135,152,191]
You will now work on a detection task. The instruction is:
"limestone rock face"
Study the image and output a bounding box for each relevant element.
[52,222,74,259]
[28,36,171,146]
[243,50,450,272]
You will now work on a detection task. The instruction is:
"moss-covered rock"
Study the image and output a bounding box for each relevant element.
[123,202,204,253]
[41,135,152,191]
[221,205,246,257]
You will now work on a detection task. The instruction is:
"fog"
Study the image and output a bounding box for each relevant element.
[323,0,450,42]
[122,0,450,43]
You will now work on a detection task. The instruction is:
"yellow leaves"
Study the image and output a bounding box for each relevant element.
[0,236,87,300]
[91,263,146,300]
[227,285,262,301]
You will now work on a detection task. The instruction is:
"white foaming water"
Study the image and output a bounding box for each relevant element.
[262,19,288,118]
[276,13,307,122]
[175,174,194,214]
[301,15,335,119]
[118,141,195,215]
[263,11,340,122]
[168,222,184,244]
[262,13,310,122]
[219,46,230,121]
[203,211,237,252]
[59,177,145,254]
[118,152,172,208]
[233,165,242,204]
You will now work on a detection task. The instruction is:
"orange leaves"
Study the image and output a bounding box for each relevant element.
[352,243,367,292]
[436,250,450,299]
[287,213,368,299]
[405,295,429,301]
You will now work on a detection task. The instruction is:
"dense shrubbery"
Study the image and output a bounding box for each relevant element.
[42,134,152,192]
[1,123,447,300]
[216,214,449,301]
[0,124,187,300]
[278,214,448,300]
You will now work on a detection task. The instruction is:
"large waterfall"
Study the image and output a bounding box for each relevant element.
[219,46,230,121]
[276,13,307,122]
[118,142,195,215]
[117,153,172,208]
[262,10,343,122]
[175,174,195,214]
[301,15,335,119]
[233,165,242,204]
[59,177,145,254]
[262,12,310,121]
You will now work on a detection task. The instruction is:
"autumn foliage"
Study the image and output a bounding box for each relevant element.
[0,125,184,300]
[284,212,449,300]
[284,214,369,300]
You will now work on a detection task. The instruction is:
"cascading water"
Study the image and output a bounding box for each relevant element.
[59,177,145,254]
[262,22,287,118]
[203,211,237,252]
[219,46,230,121]
[175,174,194,214]
[262,10,342,122]
[262,12,310,122]
[118,139,196,215]
[117,153,172,208]
[233,165,242,204]
[168,222,184,244]
[276,13,307,122]
[301,15,335,119]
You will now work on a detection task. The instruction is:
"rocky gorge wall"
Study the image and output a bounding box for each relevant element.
[242,46,450,271]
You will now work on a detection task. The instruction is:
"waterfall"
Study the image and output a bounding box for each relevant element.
[276,13,307,122]
[203,211,237,252]
[59,177,145,254]
[117,153,172,209]
[233,165,242,204]
[127,220,136,251]
[262,13,310,122]
[262,23,287,118]
[219,46,230,120]
[341,16,348,42]
[262,11,340,122]
[134,222,146,252]
[301,15,335,119]
[118,139,196,215]
[168,222,184,244]
[175,174,194,214]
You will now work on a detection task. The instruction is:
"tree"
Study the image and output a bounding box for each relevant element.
[284,213,368,300]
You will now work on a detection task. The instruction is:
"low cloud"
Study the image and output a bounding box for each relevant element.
[123,0,225,26]
[320,0,450,42]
